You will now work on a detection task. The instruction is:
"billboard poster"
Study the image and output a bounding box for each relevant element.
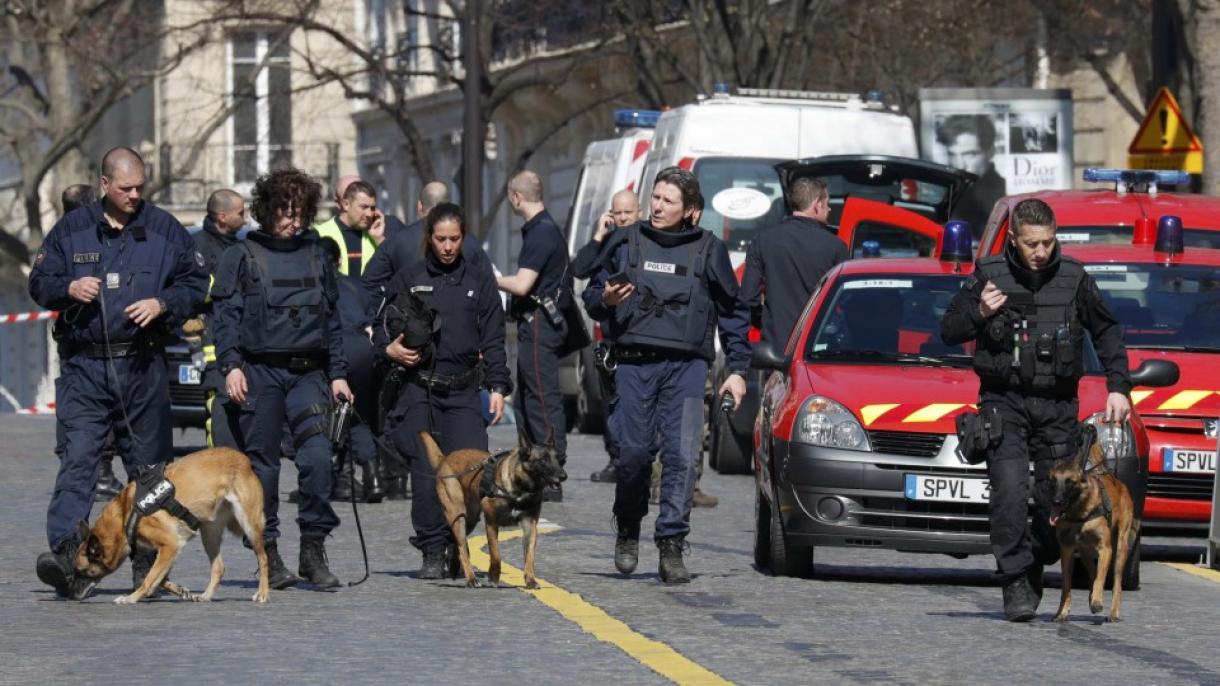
[919,88,1074,237]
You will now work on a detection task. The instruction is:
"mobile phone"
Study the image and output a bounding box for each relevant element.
[607,270,631,287]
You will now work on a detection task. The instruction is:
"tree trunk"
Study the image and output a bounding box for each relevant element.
[1193,0,1220,193]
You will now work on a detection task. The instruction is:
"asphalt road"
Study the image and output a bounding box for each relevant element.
[2,414,1219,685]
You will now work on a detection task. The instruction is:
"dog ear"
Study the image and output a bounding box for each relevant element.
[77,520,91,545]
[87,534,102,562]
[517,422,534,452]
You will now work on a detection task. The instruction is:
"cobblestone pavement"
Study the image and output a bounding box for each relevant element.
[2,414,1219,685]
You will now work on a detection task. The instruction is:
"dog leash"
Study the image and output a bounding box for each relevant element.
[329,400,370,587]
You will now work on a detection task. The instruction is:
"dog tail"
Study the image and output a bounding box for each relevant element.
[419,431,446,472]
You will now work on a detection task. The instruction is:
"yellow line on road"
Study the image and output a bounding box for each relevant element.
[1161,562,1220,584]
[467,529,733,686]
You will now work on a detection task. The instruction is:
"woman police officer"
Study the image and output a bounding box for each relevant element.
[375,202,512,579]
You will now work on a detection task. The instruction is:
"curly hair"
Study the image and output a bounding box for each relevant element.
[251,167,322,232]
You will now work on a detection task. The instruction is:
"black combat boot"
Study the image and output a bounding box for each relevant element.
[362,459,385,503]
[265,541,300,589]
[590,460,617,483]
[331,468,355,502]
[94,459,123,502]
[299,535,341,589]
[131,548,161,598]
[1002,575,1037,622]
[614,519,640,574]
[385,474,409,500]
[657,536,691,584]
[35,538,80,598]
[418,548,445,579]
[1026,565,1044,610]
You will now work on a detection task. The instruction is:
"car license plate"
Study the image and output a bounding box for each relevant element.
[1161,447,1216,474]
[905,474,990,503]
[178,364,201,385]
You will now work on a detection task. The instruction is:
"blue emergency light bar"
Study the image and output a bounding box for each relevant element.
[940,221,973,263]
[1154,215,1184,254]
[614,109,661,129]
[861,240,881,257]
[1083,168,1192,187]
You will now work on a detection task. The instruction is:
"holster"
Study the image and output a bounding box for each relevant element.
[955,406,1003,465]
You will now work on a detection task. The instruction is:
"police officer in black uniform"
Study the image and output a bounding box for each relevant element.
[194,188,247,449]
[30,147,208,597]
[497,170,572,501]
[584,167,751,584]
[375,202,512,578]
[940,198,1132,621]
[211,167,352,591]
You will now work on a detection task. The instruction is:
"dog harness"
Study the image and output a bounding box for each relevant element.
[123,465,201,560]
[1062,473,1114,526]
[478,450,532,504]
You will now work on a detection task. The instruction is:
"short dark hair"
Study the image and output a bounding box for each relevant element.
[788,177,828,212]
[100,147,144,178]
[318,236,342,266]
[1010,198,1056,234]
[423,202,467,257]
[936,114,997,153]
[693,193,705,212]
[251,167,322,232]
[206,189,242,220]
[342,180,376,202]
[61,185,96,213]
[652,167,700,210]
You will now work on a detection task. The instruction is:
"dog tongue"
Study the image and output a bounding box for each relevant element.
[1048,513,1060,527]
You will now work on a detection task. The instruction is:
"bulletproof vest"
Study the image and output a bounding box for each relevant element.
[972,254,1086,393]
[237,239,329,354]
[614,227,715,357]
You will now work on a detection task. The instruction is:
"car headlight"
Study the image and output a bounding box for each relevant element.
[1085,412,1136,463]
[793,395,871,451]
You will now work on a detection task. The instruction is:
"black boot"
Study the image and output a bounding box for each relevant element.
[657,536,691,584]
[590,460,617,483]
[35,538,80,598]
[1002,575,1037,622]
[131,548,161,598]
[363,460,385,503]
[299,535,341,589]
[94,460,123,502]
[1026,565,1044,610]
[614,519,640,574]
[385,475,409,500]
[265,541,300,589]
[418,548,445,579]
[331,468,355,502]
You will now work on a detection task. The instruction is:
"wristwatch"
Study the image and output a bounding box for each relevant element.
[220,362,241,376]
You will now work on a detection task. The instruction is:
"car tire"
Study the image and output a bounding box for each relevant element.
[765,485,813,577]
[573,348,604,435]
[753,486,771,569]
[710,410,751,475]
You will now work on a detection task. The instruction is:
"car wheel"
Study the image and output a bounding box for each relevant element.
[753,485,771,569]
[710,410,751,475]
[573,348,604,435]
[766,485,813,577]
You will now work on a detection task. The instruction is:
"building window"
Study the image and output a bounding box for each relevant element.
[230,32,293,188]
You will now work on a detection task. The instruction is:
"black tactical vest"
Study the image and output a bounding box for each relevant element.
[238,239,329,355]
[614,227,715,357]
[972,251,1087,395]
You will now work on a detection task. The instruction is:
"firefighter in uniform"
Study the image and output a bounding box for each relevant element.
[211,167,352,590]
[940,198,1132,621]
[584,167,750,583]
[31,147,208,597]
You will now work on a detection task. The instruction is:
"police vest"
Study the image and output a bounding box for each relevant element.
[614,227,715,357]
[972,254,1087,393]
[237,239,330,355]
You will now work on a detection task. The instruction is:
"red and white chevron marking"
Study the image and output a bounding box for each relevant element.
[15,402,56,415]
[0,310,58,324]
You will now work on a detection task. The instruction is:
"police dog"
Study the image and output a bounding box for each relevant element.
[72,447,271,604]
[420,429,566,589]
[1047,427,1139,622]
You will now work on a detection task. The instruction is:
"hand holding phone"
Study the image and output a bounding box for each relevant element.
[607,270,631,288]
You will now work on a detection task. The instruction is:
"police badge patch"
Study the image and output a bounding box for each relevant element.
[195,251,206,268]
[33,247,46,266]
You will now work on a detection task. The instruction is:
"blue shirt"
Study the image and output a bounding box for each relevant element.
[29,200,208,348]
[514,209,568,310]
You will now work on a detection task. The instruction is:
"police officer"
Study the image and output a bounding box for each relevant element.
[739,176,847,346]
[375,202,512,578]
[318,237,384,502]
[315,178,386,276]
[497,170,572,502]
[30,147,208,597]
[211,167,352,590]
[193,188,247,449]
[940,198,1132,621]
[584,167,750,583]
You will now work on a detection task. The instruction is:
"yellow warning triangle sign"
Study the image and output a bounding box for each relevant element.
[1129,88,1202,154]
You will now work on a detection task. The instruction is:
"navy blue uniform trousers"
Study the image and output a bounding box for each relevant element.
[236,364,339,541]
[48,354,170,548]
[515,314,567,460]
[613,357,707,540]
[342,332,378,467]
[389,382,487,553]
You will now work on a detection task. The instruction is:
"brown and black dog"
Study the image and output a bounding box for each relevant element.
[420,430,566,588]
[1047,428,1139,622]
[73,447,271,604]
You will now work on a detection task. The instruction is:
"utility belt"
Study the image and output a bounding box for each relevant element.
[70,340,155,359]
[611,345,696,365]
[246,351,325,372]
[406,366,479,393]
[513,294,562,327]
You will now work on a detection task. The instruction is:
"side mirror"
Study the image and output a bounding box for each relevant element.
[1129,359,1179,388]
[751,340,790,371]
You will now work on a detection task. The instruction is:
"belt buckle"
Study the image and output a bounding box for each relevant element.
[288,358,310,372]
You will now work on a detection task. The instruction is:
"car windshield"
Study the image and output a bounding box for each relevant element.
[692,157,787,252]
[805,274,974,367]
[1086,262,1220,351]
[1057,225,1220,249]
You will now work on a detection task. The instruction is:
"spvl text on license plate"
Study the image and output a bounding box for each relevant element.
[1162,447,1216,474]
[905,474,990,503]
[178,364,202,385]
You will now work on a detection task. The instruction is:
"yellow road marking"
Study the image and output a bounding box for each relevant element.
[860,403,899,426]
[1161,562,1220,584]
[467,529,733,686]
[902,403,967,423]
[1158,390,1215,411]
[1130,389,1155,406]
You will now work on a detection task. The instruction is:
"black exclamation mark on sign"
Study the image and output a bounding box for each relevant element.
[1160,108,1169,147]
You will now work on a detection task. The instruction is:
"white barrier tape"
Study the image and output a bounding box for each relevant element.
[0,310,58,324]
[15,402,56,415]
